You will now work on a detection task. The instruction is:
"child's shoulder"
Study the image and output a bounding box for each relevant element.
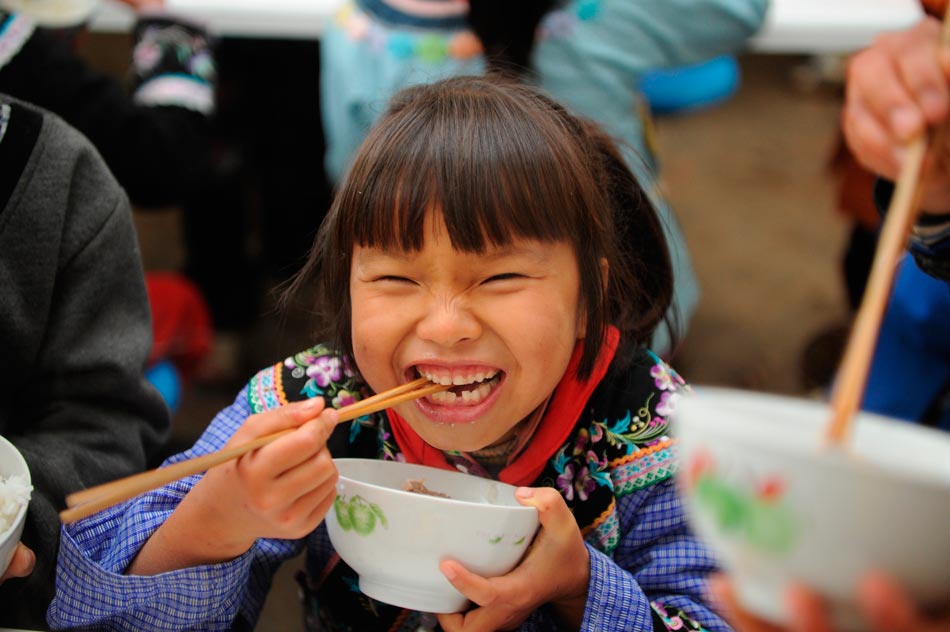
[247,344,371,414]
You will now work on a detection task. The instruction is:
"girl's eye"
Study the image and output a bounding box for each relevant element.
[375,275,415,284]
[484,273,523,283]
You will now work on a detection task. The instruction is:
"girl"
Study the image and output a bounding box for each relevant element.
[49,76,727,632]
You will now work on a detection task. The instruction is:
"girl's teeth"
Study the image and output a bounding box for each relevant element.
[428,378,496,405]
[419,368,499,386]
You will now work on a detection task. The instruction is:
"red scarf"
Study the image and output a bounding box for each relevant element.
[386,326,620,487]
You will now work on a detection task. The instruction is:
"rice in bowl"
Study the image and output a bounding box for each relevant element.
[0,474,31,535]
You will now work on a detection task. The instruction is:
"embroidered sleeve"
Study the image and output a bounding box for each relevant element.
[130,13,216,115]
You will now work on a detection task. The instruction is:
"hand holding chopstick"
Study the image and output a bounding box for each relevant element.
[60,378,446,523]
[826,10,950,445]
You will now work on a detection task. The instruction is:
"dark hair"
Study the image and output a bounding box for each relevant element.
[286,75,673,379]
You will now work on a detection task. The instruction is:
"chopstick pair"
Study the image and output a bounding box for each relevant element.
[59,377,447,524]
[827,11,950,445]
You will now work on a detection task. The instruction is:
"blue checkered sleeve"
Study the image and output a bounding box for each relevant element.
[47,388,307,631]
[579,479,731,632]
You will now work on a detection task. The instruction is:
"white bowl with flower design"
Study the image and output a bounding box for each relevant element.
[326,458,540,614]
[673,387,950,631]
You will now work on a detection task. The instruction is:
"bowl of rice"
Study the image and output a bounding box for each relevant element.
[0,434,32,574]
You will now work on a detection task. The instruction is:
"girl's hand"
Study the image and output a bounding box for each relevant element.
[0,542,35,583]
[710,573,950,632]
[843,16,950,213]
[129,398,339,575]
[437,487,590,632]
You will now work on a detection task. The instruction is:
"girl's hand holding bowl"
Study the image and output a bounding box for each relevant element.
[437,486,590,632]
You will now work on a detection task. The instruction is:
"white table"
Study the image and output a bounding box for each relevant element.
[748,0,924,53]
[89,0,924,54]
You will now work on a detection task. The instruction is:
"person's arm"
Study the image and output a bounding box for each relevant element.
[0,99,170,626]
[47,391,307,631]
[0,9,215,208]
[578,478,731,632]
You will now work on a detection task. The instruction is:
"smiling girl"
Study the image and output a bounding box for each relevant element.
[49,76,728,632]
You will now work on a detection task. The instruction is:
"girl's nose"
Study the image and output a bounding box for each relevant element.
[415,297,481,347]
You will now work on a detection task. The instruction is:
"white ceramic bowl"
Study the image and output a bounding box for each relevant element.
[0,434,31,575]
[326,458,540,613]
[674,387,950,631]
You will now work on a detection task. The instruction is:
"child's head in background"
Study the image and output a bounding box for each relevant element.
[292,75,673,452]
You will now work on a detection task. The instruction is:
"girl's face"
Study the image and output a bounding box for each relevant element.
[350,212,585,452]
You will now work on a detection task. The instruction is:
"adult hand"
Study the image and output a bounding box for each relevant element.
[709,573,832,632]
[0,543,35,583]
[710,573,950,632]
[843,17,950,213]
[856,572,950,632]
[437,487,589,632]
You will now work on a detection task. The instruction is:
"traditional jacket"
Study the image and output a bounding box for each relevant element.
[50,339,728,631]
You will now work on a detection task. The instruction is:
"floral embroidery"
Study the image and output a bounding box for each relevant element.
[284,344,364,403]
[376,427,404,462]
[648,350,690,391]
[651,601,709,631]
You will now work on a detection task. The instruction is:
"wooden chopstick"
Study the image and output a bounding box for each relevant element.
[825,137,927,445]
[59,377,446,523]
[827,13,950,445]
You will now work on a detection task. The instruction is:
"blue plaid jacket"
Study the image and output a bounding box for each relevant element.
[48,382,730,631]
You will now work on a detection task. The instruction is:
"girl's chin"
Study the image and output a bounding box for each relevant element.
[403,417,491,452]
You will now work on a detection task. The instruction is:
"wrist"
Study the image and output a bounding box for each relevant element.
[551,547,590,628]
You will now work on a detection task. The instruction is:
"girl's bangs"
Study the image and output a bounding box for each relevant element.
[344,97,592,253]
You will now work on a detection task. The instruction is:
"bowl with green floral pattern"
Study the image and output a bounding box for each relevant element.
[673,387,950,631]
[326,458,540,614]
